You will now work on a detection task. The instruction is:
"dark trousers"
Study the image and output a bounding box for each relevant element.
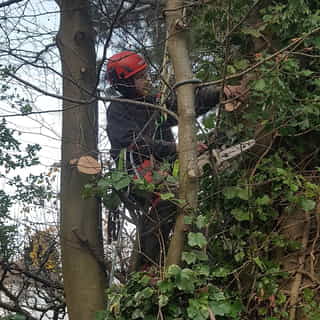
[134,199,176,269]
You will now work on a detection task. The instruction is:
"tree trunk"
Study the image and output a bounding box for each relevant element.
[165,0,199,266]
[57,1,105,319]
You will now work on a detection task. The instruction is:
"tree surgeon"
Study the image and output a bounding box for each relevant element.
[106,51,243,270]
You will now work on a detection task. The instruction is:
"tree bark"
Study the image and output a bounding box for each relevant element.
[165,0,199,266]
[57,1,105,319]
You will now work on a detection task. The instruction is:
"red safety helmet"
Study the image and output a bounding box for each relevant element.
[106,51,148,85]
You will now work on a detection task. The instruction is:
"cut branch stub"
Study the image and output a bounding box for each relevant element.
[70,156,101,175]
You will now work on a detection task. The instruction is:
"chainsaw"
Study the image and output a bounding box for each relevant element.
[196,139,256,176]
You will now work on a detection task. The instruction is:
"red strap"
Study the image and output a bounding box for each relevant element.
[133,159,153,183]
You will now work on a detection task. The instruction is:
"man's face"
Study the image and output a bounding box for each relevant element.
[133,69,151,96]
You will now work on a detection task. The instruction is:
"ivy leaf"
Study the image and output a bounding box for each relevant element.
[187,299,209,320]
[166,175,177,184]
[176,268,196,292]
[242,27,262,38]
[209,301,232,316]
[96,311,107,320]
[196,215,208,229]
[132,309,144,319]
[313,78,320,87]
[113,176,131,190]
[111,172,131,190]
[229,301,243,318]
[195,264,210,276]
[172,159,179,177]
[234,251,245,262]
[182,250,208,264]
[223,187,238,199]
[159,295,169,307]
[224,186,250,200]
[300,198,316,211]
[231,208,251,221]
[188,232,207,248]
[168,304,183,317]
[182,251,197,264]
[167,264,181,277]
[97,178,110,189]
[300,69,313,76]
[110,171,124,181]
[158,280,174,293]
[256,195,272,206]
[160,192,175,200]
[184,215,193,225]
[139,275,151,285]
[134,288,154,303]
[103,192,121,210]
[254,79,266,91]
[144,287,154,298]
[234,59,249,70]
[237,188,250,200]
[313,36,320,48]
[196,250,209,261]
[212,267,231,278]
[253,256,266,271]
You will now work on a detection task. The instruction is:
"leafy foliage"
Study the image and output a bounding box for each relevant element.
[97,0,320,319]
[0,117,51,262]
[98,264,242,320]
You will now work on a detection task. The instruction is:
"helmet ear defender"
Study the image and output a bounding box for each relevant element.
[107,67,119,85]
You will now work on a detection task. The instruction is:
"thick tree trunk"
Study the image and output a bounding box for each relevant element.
[165,0,199,266]
[57,1,105,319]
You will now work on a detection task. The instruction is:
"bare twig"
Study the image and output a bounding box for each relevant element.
[0,0,24,8]
[310,200,320,276]
[225,0,263,40]
[198,26,320,88]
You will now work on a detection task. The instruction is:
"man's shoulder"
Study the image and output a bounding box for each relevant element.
[108,100,129,115]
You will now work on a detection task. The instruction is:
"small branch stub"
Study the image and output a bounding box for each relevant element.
[74,31,86,43]
[175,18,187,30]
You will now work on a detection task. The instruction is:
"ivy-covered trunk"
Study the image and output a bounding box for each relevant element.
[234,5,320,319]
[165,0,200,266]
[57,1,105,319]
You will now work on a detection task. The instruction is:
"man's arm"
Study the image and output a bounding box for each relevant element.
[164,85,220,119]
[107,103,142,160]
[195,85,220,116]
[165,84,246,119]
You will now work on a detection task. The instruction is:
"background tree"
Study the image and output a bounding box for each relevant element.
[56,1,106,319]
[0,1,66,319]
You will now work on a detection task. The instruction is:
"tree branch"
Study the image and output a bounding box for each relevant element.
[198,26,320,87]
[0,0,24,8]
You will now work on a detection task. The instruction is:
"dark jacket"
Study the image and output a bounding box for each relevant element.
[107,86,220,167]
